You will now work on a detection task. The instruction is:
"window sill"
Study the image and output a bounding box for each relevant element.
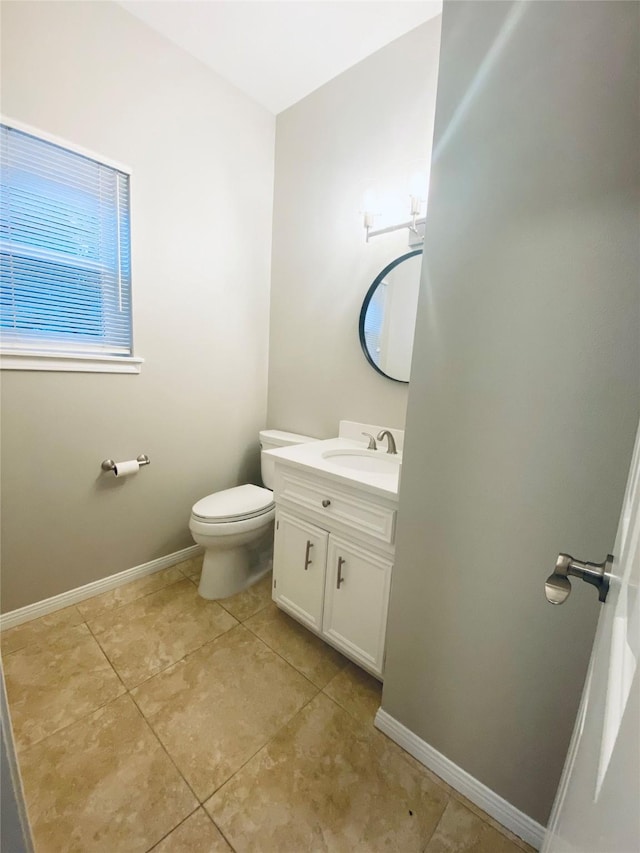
[0,352,144,374]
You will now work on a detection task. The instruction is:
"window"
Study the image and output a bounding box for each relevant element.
[363,280,387,368]
[0,121,140,372]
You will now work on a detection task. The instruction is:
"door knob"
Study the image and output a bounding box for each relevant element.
[545,553,613,605]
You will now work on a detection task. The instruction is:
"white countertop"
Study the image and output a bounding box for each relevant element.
[265,438,401,501]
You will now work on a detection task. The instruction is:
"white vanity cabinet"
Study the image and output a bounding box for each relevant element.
[271,465,396,679]
[322,535,392,676]
[272,511,328,632]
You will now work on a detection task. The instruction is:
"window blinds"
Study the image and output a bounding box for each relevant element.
[363,281,387,368]
[0,124,132,357]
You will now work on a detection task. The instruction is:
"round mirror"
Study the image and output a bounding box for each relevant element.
[358,250,422,384]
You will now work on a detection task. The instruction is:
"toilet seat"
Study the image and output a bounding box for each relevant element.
[191,484,274,524]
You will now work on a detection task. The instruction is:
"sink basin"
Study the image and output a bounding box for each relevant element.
[321,448,401,474]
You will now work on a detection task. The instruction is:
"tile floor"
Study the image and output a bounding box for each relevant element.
[1,557,536,853]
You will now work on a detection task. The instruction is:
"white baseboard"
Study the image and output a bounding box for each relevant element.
[375,708,545,851]
[0,545,203,631]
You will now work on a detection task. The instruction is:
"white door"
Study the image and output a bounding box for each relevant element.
[323,534,392,677]
[272,510,328,632]
[543,422,640,853]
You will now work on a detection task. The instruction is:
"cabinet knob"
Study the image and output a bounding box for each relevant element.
[322,499,331,508]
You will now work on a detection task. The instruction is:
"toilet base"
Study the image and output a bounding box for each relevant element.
[198,545,271,600]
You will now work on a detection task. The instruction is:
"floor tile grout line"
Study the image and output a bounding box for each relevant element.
[2,569,192,653]
[82,558,200,622]
[6,621,130,772]
[122,619,241,693]
[206,811,238,853]
[130,696,244,853]
[448,789,534,850]
[82,574,200,632]
[95,602,461,850]
[5,566,529,853]
[91,619,324,812]
[177,569,202,586]
[6,623,129,756]
[120,621,323,805]
[8,619,518,850]
[128,689,203,808]
[215,585,272,623]
[80,572,307,697]
[15,684,514,853]
[239,620,331,694]
[320,679,381,728]
[8,611,233,757]
[372,726,453,796]
[0,558,197,648]
[1,611,86,657]
[317,689,455,804]
[13,691,127,758]
[8,568,475,844]
[143,804,202,852]
[96,595,357,808]
[83,583,242,691]
[2,592,268,674]
[85,620,130,692]
[81,616,247,703]
[421,794,452,853]
[241,609,349,692]
[201,683,324,808]
[3,562,214,676]
[204,685,451,848]
[320,687,373,728]
[123,621,320,849]
[143,802,239,853]
[7,568,319,853]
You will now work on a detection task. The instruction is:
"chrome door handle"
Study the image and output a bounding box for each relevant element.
[545,553,613,605]
[337,556,346,589]
[304,540,313,571]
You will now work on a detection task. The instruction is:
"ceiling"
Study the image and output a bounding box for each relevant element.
[119,1,442,114]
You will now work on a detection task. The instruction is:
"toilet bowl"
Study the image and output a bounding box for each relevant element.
[189,430,315,600]
[189,484,275,599]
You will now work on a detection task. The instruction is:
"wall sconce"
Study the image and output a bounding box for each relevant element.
[363,194,426,246]
[363,168,428,246]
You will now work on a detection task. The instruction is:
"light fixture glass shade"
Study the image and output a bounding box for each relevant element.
[408,170,428,202]
[361,186,379,214]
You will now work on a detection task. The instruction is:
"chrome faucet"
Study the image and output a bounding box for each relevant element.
[376,429,397,455]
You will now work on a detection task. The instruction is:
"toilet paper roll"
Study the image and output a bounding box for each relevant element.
[113,459,140,478]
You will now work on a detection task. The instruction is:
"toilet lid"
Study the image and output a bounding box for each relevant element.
[192,484,274,523]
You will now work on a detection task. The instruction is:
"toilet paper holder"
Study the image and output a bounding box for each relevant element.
[101,454,150,473]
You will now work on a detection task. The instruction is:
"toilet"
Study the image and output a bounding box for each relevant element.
[189,430,315,600]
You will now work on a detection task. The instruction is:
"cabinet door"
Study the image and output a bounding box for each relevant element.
[323,535,392,677]
[272,510,329,632]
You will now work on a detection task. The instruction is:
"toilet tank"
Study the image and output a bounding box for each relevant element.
[259,429,316,489]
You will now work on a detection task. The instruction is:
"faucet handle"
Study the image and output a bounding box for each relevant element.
[362,432,377,450]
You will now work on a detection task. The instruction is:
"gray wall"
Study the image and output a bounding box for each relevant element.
[0,2,275,612]
[267,20,441,438]
[382,0,639,827]
[1,665,33,852]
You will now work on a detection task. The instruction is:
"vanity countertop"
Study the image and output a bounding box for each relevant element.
[265,438,401,501]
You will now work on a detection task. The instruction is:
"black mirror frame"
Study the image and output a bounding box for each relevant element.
[358,249,423,385]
